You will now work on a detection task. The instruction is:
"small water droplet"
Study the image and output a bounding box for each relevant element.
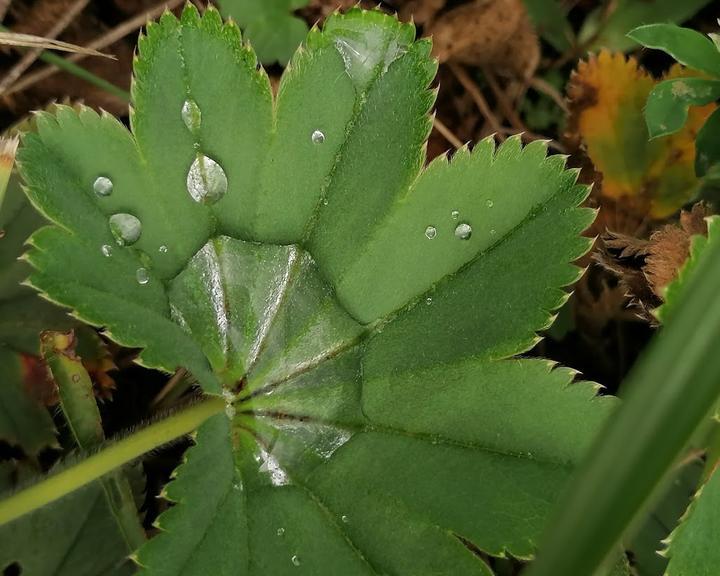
[451,210,459,220]
[291,555,301,567]
[186,155,228,205]
[341,515,349,524]
[71,374,81,383]
[311,129,325,144]
[109,213,142,246]
[486,199,494,208]
[158,245,168,254]
[101,244,113,257]
[425,225,437,239]
[225,404,236,419]
[276,528,285,537]
[232,483,241,491]
[181,99,202,133]
[93,176,113,197]
[490,229,497,236]
[426,297,432,305]
[454,222,472,240]
[136,267,149,285]
[322,198,328,206]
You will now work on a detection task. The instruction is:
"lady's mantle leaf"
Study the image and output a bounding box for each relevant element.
[18,5,616,574]
[567,51,716,218]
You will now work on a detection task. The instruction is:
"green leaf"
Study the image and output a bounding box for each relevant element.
[580,1,713,53]
[0,332,147,576]
[527,202,720,574]
[656,217,718,324]
[629,459,704,576]
[218,0,309,65]
[663,465,720,575]
[15,5,615,574]
[695,107,720,176]
[0,480,138,576]
[0,346,56,455]
[645,78,720,139]
[522,0,573,52]
[628,24,720,77]
[0,174,75,353]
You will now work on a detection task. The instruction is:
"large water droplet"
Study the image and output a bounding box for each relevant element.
[311,129,325,144]
[291,555,301,567]
[136,267,149,285]
[186,155,228,205]
[454,222,472,240]
[109,213,142,246]
[425,225,437,240]
[93,176,113,197]
[101,244,113,258]
[181,99,202,133]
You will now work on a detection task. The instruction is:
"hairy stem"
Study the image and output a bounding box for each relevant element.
[0,396,225,526]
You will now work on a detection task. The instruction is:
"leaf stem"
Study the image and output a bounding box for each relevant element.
[0,396,225,526]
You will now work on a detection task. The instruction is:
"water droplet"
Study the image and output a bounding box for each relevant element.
[181,99,202,133]
[101,244,113,257]
[311,129,325,144]
[186,155,228,205]
[454,222,472,240]
[225,404,236,419]
[341,515,349,523]
[93,176,113,197]
[425,225,437,239]
[109,213,142,246]
[486,199,494,208]
[71,374,81,383]
[451,210,459,220]
[136,267,149,285]
[490,229,497,236]
[426,297,432,305]
[322,198,328,206]
[291,555,301,567]
[276,528,285,537]
[232,482,241,491]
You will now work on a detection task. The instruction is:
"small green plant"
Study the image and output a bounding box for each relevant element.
[629,23,720,176]
[0,5,625,575]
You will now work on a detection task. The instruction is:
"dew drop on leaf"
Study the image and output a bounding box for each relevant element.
[454,222,472,240]
[109,213,142,246]
[311,129,325,144]
[291,555,301,567]
[186,155,228,205]
[425,225,437,239]
[451,210,459,220]
[276,528,285,537]
[181,99,202,133]
[93,176,113,197]
[486,199,494,208]
[490,229,497,236]
[101,244,113,257]
[426,297,432,305]
[341,515,349,523]
[136,267,149,285]
[158,245,168,254]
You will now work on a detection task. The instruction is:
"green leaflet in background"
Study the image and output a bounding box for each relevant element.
[218,0,309,65]
[579,0,714,52]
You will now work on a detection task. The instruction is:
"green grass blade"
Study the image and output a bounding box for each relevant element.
[529,224,720,576]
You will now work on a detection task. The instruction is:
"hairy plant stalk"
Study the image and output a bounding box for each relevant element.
[0,395,225,526]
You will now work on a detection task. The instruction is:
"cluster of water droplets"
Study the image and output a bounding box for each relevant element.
[424,213,473,241]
